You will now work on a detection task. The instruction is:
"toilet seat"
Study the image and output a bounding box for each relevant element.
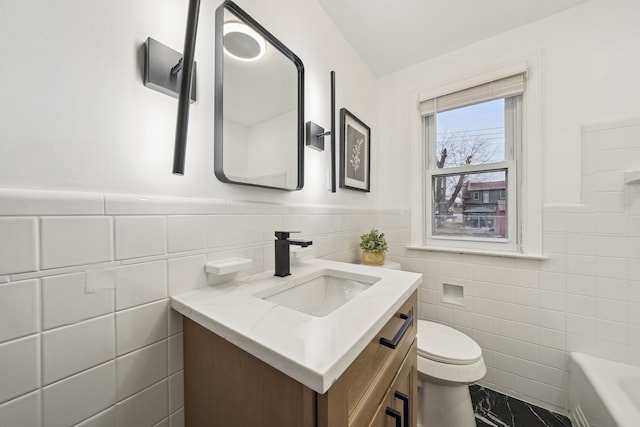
[417,320,481,365]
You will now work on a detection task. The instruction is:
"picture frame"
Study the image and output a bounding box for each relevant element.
[339,108,371,192]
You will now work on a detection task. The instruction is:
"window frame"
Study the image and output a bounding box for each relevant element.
[424,95,520,252]
[408,60,543,258]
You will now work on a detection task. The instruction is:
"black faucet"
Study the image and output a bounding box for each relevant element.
[274,231,312,277]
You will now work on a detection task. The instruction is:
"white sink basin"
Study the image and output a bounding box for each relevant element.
[260,269,381,317]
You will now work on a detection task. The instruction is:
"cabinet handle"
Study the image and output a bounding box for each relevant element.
[380,313,413,349]
[394,391,409,427]
[385,407,402,427]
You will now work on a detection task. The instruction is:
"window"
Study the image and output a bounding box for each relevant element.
[420,73,523,251]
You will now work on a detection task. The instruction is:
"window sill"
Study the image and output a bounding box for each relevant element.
[406,244,547,260]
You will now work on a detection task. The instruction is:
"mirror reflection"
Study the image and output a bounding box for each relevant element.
[215,1,304,191]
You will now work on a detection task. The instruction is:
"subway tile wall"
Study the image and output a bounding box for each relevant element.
[390,121,640,414]
[1,119,637,424]
[0,189,388,426]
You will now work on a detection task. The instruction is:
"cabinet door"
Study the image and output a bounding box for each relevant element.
[367,341,417,427]
[183,318,316,427]
[389,342,417,427]
[342,292,417,427]
[346,292,417,418]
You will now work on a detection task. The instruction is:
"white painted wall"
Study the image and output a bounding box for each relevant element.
[222,119,249,177]
[377,0,640,207]
[0,0,380,425]
[377,0,640,414]
[0,0,378,205]
[247,110,297,188]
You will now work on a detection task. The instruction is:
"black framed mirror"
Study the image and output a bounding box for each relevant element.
[214,1,305,191]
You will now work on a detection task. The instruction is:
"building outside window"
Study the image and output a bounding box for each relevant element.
[462,181,506,236]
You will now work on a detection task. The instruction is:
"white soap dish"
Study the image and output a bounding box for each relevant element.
[206,258,253,276]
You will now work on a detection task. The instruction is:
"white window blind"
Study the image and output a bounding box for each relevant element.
[419,73,525,116]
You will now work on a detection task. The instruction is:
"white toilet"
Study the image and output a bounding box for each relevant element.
[416,320,486,427]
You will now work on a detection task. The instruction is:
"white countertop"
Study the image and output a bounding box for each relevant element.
[170,258,422,394]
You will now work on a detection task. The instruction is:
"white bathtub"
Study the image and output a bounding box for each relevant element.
[570,352,640,427]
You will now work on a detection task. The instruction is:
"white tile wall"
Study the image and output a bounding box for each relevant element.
[170,408,185,427]
[0,390,40,426]
[42,361,115,427]
[0,335,40,404]
[0,189,104,216]
[115,261,167,310]
[74,408,115,427]
[169,371,184,413]
[169,309,183,336]
[116,340,168,400]
[41,272,114,330]
[40,217,113,269]
[168,334,183,375]
[0,217,38,275]
[0,189,387,425]
[0,279,39,343]
[85,268,116,293]
[115,380,168,427]
[115,216,167,260]
[206,215,264,248]
[42,314,115,385]
[167,215,206,253]
[167,254,208,296]
[116,300,168,356]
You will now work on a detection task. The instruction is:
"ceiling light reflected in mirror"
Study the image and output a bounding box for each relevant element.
[223,22,266,61]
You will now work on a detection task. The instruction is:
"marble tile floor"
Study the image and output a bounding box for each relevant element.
[470,385,572,427]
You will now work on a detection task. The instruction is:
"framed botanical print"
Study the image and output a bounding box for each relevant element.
[339,108,371,192]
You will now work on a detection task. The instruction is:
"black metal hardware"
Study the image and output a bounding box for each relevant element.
[173,0,201,175]
[275,231,296,240]
[380,313,413,349]
[143,38,196,102]
[274,231,312,277]
[385,407,402,427]
[306,121,327,151]
[171,57,184,75]
[289,240,312,247]
[330,71,336,192]
[394,391,409,427]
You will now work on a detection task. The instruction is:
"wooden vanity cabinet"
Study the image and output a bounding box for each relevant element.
[183,290,417,427]
[366,342,417,427]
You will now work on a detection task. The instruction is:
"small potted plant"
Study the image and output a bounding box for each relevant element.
[359,229,388,266]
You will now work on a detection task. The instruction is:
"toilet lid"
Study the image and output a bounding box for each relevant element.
[417,320,482,365]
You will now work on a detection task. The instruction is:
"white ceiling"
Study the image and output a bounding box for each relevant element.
[317,0,591,77]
